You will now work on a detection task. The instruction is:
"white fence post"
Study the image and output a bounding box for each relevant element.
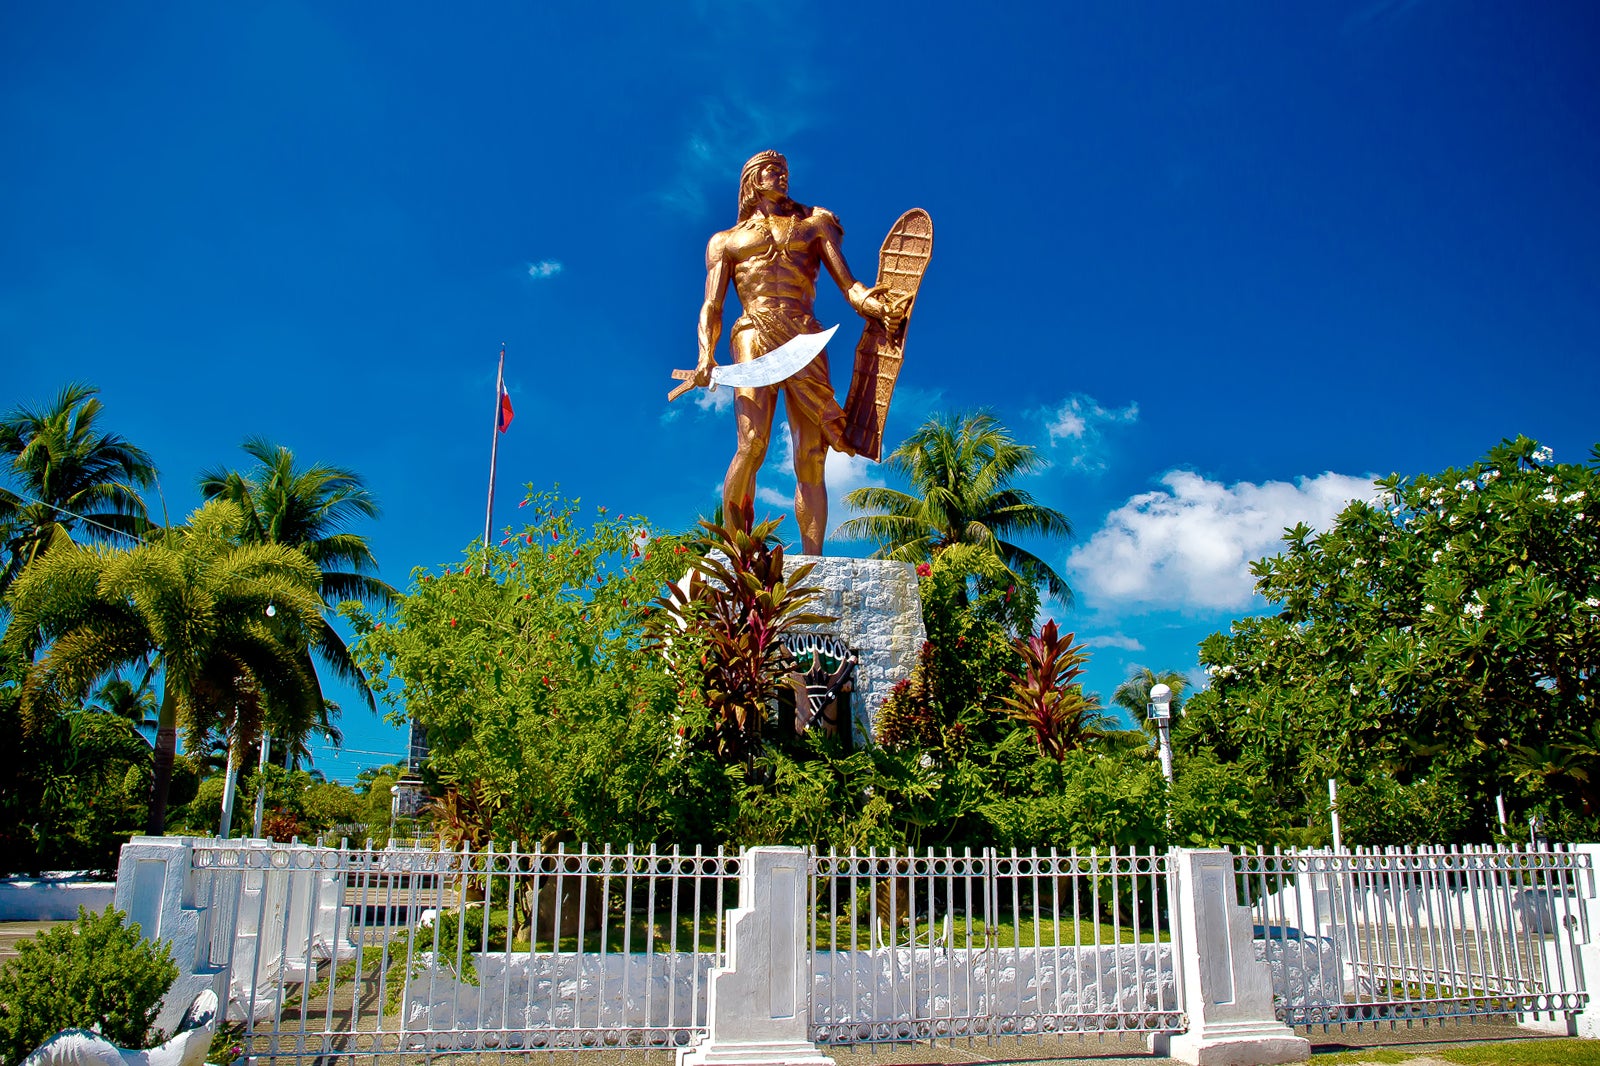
[1164,848,1309,1066]
[677,846,833,1066]
[113,835,224,1039]
[1567,843,1600,1039]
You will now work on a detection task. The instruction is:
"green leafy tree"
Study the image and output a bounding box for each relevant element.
[0,906,177,1065]
[345,491,720,848]
[0,382,156,597]
[835,412,1074,600]
[5,499,325,834]
[200,438,396,749]
[1181,437,1600,842]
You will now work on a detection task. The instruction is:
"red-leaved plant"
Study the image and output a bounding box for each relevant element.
[646,517,833,763]
[994,620,1108,760]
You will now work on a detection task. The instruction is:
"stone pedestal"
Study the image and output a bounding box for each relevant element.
[115,836,226,1039]
[1165,849,1310,1066]
[784,556,924,743]
[677,847,834,1066]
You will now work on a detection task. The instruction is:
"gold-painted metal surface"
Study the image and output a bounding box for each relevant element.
[669,150,932,555]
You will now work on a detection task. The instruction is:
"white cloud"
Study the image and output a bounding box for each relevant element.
[692,384,735,414]
[1082,633,1146,652]
[526,260,563,279]
[1068,469,1378,611]
[1042,394,1139,472]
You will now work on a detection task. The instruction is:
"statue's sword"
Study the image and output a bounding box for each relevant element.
[667,324,839,401]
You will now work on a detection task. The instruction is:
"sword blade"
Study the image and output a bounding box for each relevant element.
[712,324,838,389]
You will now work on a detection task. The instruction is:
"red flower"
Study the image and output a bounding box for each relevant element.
[449,619,457,627]
[916,562,931,577]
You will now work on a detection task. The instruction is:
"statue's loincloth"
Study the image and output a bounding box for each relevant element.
[732,306,849,450]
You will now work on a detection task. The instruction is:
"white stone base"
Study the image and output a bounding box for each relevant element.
[784,556,925,742]
[1166,1021,1310,1065]
[677,1040,835,1066]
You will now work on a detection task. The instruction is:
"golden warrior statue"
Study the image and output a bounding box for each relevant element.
[691,151,906,555]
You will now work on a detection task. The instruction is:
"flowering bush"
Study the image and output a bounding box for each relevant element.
[1182,437,1600,841]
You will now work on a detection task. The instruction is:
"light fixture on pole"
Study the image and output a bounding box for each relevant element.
[1148,683,1174,783]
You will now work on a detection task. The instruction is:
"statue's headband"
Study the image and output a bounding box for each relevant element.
[740,151,787,180]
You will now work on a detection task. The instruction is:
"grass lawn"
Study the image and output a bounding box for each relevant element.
[1317,1038,1600,1064]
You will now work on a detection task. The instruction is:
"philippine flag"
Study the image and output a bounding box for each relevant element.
[497,379,514,432]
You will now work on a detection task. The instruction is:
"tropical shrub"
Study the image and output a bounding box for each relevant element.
[994,620,1106,761]
[0,906,177,1065]
[645,517,831,762]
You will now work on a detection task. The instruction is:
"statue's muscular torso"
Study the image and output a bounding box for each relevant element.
[709,207,843,317]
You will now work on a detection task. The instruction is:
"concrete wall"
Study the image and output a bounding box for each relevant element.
[0,878,116,920]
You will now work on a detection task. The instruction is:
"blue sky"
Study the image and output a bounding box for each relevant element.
[5,2,1598,781]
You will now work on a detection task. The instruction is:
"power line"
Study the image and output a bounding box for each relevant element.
[1,487,149,545]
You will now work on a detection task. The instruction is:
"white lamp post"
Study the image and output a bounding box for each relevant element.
[1148,683,1174,783]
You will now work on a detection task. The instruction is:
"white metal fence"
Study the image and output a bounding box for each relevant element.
[132,839,1600,1064]
[807,847,1183,1043]
[193,841,738,1061]
[1239,845,1592,1028]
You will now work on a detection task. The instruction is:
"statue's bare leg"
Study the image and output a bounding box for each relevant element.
[791,409,827,555]
[723,386,776,536]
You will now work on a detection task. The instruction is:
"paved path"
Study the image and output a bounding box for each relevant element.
[0,920,67,963]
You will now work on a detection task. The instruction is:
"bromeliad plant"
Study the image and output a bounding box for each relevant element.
[994,620,1107,761]
[647,518,834,764]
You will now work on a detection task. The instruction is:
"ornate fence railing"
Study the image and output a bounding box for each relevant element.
[128,838,1600,1064]
[1237,844,1593,1028]
[807,846,1184,1044]
[191,840,738,1061]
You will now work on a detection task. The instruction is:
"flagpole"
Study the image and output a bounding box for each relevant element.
[483,344,506,564]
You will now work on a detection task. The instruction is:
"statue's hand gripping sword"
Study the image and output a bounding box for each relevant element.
[667,324,839,402]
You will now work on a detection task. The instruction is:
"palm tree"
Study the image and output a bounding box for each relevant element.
[199,438,397,721]
[1111,668,1189,733]
[86,672,160,732]
[5,499,325,833]
[834,412,1075,601]
[0,382,157,595]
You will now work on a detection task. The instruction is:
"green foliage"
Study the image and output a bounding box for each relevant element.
[346,490,716,849]
[5,498,326,834]
[1333,772,1474,847]
[836,411,1075,601]
[1182,437,1600,842]
[200,436,396,726]
[0,635,154,874]
[0,906,177,1065]
[1165,754,1283,849]
[981,750,1166,852]
[993,620,1107,761]
[645,517,832,762]
[0,382,156,598]
[876,545,1029,756]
